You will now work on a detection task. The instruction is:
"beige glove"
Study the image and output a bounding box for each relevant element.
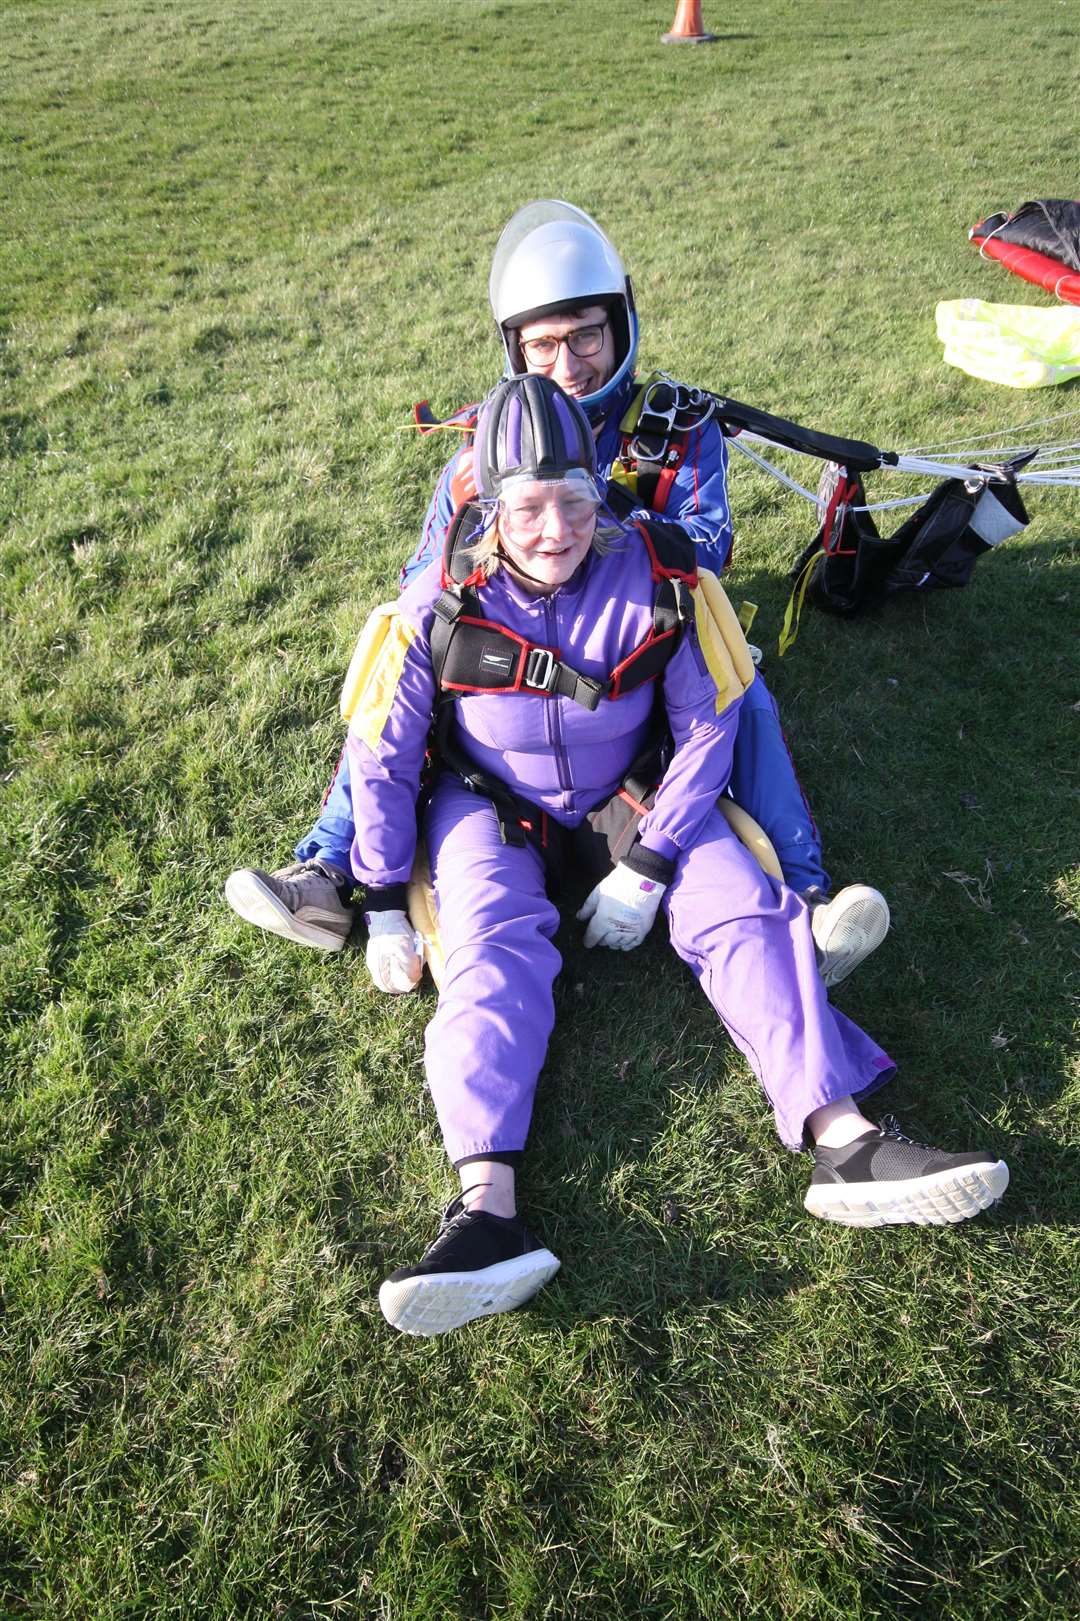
[577,863,666,952]
[364,909,422,994]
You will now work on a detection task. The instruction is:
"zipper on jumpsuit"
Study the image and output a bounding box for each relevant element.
[543,596,573,807]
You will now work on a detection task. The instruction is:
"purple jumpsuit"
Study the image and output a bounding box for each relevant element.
[346,526,893,1166]
[298,376,829,898]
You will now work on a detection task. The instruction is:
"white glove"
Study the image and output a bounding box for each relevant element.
[576,862,667,951]
[364,909,422,994]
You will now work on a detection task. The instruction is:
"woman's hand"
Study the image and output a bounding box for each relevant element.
[577,863,666,951]
[364,910,423,994]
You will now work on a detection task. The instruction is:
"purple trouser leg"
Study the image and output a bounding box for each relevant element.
[664,806,894,1149]
[728,673,829,897]
[423,779,561,1165]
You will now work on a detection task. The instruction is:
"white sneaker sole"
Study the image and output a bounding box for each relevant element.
[812,885,891,988]
[379,1249,561,1336]
[224,869,349,952]
[805,1159,1009,1227]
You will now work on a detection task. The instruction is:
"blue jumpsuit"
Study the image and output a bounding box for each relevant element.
[296,375,829,895]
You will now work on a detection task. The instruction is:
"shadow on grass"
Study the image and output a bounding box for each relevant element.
[988,1134,1080,1230]
[324,826,1077,1329]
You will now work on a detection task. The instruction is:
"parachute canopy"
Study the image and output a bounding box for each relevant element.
[971,199,1080,306]
[937,299,1080,389]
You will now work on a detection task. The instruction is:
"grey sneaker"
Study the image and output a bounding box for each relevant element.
[224,859,353,951]
[806,884,890,987]
[805,1115,1009,1227]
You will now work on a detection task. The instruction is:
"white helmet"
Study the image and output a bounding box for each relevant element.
[488,200,639,418]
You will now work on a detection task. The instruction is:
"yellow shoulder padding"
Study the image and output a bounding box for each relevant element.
[340,601,417,751]
[406,842,445,990]
[607,461,639,499]
[692,568,757,713]
[618,371,663,437]
[717,798,783,881]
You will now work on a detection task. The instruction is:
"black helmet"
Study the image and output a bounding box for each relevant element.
[473,373,598,503]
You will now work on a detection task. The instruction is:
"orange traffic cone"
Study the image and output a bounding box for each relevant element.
[662,0,717,42]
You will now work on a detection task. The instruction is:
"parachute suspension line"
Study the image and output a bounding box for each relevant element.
[731,432,1033,490]
[1007,469,1080,487]
[893,452,1080,487]
[856,492,953,514]
[975,214,1012,262]
[919,442,1080,468]
[892,453,1012,479]
[905,406,1080,456]
[730,436,960,514]
[730,432,1080,519]
[727,435,822,504]
[894,453,1020,479]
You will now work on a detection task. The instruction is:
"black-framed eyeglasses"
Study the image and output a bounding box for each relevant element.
[520,322,607,366]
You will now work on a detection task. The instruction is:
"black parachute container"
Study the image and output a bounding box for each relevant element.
[973,199,1080,273]
[970,199,1080,304]
[781,457,1032,651]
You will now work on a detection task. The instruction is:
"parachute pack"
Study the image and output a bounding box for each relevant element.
[970,199,1080,306]
[781,458,1031,649]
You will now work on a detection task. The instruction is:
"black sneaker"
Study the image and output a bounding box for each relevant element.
[805,1115,1009,1227]
[378,1194,561,1336]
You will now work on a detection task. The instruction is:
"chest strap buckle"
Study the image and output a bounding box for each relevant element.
[524,646,558,692]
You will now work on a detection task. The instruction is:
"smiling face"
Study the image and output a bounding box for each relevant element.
[513,305,617,402]
[495,477,600,594]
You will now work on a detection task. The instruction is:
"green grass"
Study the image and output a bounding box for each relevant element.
[2,1,1079,1615]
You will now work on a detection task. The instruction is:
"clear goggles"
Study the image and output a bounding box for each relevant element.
[496,470,604,535]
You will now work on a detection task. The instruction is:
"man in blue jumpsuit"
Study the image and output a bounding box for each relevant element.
[225,201,889,987]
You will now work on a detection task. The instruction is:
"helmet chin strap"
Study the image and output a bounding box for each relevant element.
[495,542,553,591]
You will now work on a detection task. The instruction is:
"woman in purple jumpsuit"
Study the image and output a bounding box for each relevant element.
[226,199,890,987]
[347,375,1008,1338]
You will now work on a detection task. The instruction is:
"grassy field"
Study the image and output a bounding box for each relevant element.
[2,1,1079,1615]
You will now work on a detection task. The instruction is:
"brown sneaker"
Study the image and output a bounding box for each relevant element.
[224,859,353,951]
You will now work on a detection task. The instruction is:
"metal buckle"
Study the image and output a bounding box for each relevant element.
[524,646,557,692]
[638,403,679,436]
[634,378,716,454]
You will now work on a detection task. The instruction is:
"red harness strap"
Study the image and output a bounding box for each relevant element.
[430,516,697,711]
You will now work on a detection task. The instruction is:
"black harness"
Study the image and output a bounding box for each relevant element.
[425,504,697,882]
[428,503,698,709]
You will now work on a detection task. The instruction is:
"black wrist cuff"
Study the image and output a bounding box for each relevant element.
[362,883,409,914]
[623,842,676,886]
[454,1151,524,1171]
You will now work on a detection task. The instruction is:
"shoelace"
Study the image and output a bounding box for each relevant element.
[279,861,346,912]
[409,1185,494,1267]
[877,1114,928,1149]
[438,1182,493,1232]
